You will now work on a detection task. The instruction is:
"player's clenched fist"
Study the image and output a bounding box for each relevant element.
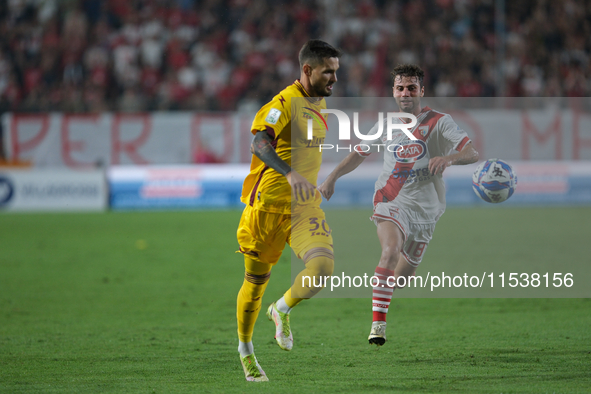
[317,178,336,201]
[287,171,316,202]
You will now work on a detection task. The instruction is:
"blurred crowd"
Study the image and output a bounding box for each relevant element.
[0,0,589,114]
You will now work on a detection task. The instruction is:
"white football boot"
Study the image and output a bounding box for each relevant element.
[368,321,387,346]
[266,302,293,351]
[240,353,268,382]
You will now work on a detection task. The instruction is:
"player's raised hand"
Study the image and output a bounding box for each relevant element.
[317,178,336,201]
[428,156,452,175]
[286,171,316,202]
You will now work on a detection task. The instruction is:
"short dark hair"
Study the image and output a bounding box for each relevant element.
[391,64,425,86]
[299,39,342,69]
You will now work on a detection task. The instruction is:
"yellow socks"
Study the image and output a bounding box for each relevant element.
[237,257,271,343]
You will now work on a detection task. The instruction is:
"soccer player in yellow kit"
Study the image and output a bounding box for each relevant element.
[236,39,341,382]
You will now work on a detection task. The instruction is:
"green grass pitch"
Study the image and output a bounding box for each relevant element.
[1,207,590,393]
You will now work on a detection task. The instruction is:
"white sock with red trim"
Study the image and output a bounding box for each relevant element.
[372,266,396,322]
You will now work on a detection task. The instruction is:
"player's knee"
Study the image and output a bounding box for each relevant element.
[309,257,334,277]
[241,271,271,300]
[379,246,401,268]
[303,247,334,277]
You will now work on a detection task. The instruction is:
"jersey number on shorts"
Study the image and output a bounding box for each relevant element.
[405,241,426,259]
[309,217,331,237]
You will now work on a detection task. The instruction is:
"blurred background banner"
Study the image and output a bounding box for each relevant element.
[3,98,591,167]
[2,112,254,166]
[0,168,106,211]
[306,97,591,164]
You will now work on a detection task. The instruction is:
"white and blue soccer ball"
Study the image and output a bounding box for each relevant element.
[472,159,517,203]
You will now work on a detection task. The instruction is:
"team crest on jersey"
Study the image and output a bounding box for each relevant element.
[392,140,427,163]
[419,126,429,137]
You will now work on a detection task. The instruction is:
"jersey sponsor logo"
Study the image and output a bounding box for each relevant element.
[391,166,430,181]
[306,136,325,148]
[392,140,427,163]
[265,108,282,125]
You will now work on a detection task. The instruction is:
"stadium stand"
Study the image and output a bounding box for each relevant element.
[0,0,589,115]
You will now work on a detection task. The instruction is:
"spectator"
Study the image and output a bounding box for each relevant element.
[0,0,589,113]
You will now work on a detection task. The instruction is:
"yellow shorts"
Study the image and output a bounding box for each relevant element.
[237,204,333,265]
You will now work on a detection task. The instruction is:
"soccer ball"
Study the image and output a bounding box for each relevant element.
[472,159,517,203]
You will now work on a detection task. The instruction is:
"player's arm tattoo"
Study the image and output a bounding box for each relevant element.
[251,130,292,176]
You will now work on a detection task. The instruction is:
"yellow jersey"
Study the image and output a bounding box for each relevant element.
[240,80,328,214]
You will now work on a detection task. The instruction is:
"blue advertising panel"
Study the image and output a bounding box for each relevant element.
[107,162,591,211]
[108,165,248,210]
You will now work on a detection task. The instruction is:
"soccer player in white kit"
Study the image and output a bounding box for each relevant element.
[318,64,479,346]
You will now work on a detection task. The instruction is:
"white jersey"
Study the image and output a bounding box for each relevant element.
[355,106,470,224]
